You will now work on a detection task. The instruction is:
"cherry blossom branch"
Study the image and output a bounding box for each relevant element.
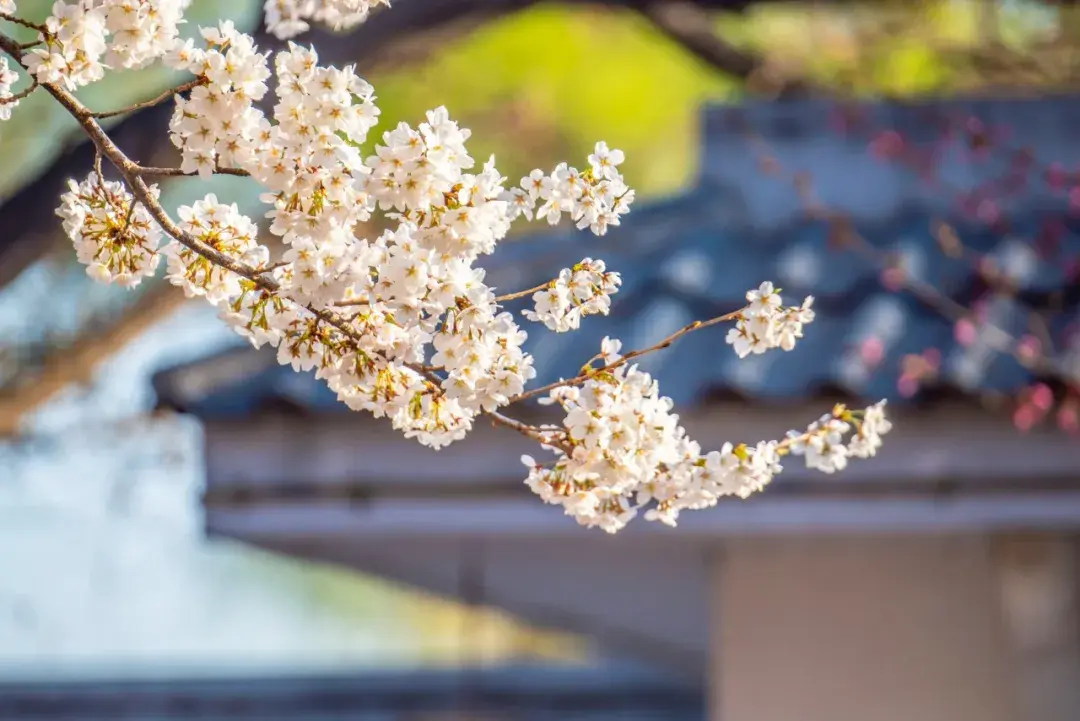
[0,5,894,533]
[91,77,206,119]
[0,30,554,444]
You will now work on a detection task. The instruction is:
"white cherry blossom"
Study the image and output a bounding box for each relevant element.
[25,1,108,89]
[726,281,816,358]
[164,194,267,302]
[0,56,19,121]
[523,258,621,332]
[56,173,163,287]
[263,0,389,40]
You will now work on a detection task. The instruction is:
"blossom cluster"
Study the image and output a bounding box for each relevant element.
[506,142,635,235]
[523,258,621,332]
[726,281,816,358]
[0,0,894,532]
[786,401,892,474]
[166,193,268,302]
[23,0,189,90]
[520,338,891,532]
[164,21,271,177]
[0,56,18,122]
[154,25,605,447]
[102,0,189,70]
[263,0,388,40]
[56,174,163,287]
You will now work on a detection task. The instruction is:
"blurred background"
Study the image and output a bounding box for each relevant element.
[4,0,1080,719]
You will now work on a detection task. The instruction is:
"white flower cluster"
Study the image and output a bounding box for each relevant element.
[506,142,635,235]
[24,0,188,90]
[0,57,18,122]
[164,21,271,177]
[263,0,388,40]
[523,258,621,332]
[157,30,602,448]
[521,340,892,532]
[102,0,190,70]
[726,281,816,358]
[164,193,268,302]
[786,400,893,473]
[0,1,16,17]
[56,173,163,287]
[13,0,894,532]
[25,1,107,89]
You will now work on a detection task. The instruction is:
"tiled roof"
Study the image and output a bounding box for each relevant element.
[153,98,1080,418]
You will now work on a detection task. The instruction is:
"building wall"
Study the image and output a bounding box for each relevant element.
[993,534,1080,721]
[713,535,1017,721]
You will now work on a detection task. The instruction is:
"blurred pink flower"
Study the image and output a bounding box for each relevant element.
[954,318,978,347]
[860,337,885,367]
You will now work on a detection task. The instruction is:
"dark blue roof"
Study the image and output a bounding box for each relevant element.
[154,98,1080,419]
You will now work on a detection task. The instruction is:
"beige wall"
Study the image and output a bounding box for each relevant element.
[712,536,1017,721]
[993,534,1080,721]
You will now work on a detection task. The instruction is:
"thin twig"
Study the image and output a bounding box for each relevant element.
[0,12,47,35]
[92,77,205,119]
[134,165,252,178]
[507,309,743,405]
[0,78,37,104]
[494,281,551,303]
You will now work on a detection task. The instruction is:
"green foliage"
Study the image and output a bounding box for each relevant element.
[368,5,735,198]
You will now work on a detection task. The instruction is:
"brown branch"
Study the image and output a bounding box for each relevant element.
[134,165,252,178]
[92,77,206,119]
[0,77,37,104]
[494,281,552,303]
[1,25,759,446]
[0,11,47,34]
[508,308,743,404]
